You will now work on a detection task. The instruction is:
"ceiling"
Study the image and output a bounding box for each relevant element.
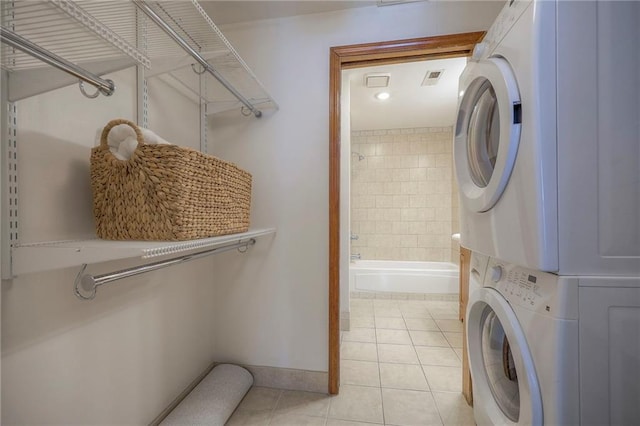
[199,1,377,26]
[346,57,468,131]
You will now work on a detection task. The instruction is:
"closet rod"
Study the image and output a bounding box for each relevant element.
[74,238,256,300]
[133,0,262,118]
[0,27,115,97]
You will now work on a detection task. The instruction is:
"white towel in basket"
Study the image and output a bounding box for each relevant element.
[96,123,171,161]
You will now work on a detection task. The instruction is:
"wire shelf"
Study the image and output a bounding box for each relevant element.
[142,0,278,114]
[1,0,149,71]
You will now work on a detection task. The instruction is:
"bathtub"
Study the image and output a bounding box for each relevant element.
[349,260,459,294]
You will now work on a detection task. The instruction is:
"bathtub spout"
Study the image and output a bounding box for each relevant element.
[350,253,361,260]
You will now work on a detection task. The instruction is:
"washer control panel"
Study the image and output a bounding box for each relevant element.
[485,258,578,319]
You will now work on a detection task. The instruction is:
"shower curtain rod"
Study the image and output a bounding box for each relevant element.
[74,238,256,300]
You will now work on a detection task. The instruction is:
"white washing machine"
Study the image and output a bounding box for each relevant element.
[454,0,640,275]
[466,256,640,425]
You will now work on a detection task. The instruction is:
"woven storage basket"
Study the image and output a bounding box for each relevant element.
[90,119,252,241]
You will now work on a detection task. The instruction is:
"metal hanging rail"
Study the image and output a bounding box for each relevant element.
[0,27,115,97]
[133,0,263,118]
[74,238,257,300]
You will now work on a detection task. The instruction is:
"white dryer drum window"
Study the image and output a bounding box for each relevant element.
[455,57,521,213]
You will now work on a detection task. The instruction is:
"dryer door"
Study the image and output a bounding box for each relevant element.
[466,287,542,425]
[454,58,521,213]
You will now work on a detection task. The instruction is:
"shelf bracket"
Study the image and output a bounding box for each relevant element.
[1,73,18,279]
[74,238,256,300]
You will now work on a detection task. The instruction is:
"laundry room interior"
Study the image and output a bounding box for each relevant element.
[0,1,638,426]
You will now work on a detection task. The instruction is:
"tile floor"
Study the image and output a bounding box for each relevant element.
[227,298,475,426]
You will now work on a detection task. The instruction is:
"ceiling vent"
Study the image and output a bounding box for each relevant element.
[365,73,390,88]
[421,69,444,86]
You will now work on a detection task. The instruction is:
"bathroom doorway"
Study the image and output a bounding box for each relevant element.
[328,32,485,394]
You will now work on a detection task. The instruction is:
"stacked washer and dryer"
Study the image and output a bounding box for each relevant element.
[454,0,640,425]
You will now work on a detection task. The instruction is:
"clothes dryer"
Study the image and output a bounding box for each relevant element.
[454,0,640,275]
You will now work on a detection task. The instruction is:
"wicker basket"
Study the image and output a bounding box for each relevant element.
[90,119,252,241]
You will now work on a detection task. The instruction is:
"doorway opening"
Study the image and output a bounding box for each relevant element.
[328,32,485,394]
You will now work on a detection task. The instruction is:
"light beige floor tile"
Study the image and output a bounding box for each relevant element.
[381,388,442,426]
[453,348,464,361]
[351,299,374,309]
[422,366,462,392]
[435,319,463,333]
[399,303,432,319]
[375,317,407,330]
[374,307,403,318]
[379,363,430,391]
[415,346,461,367]
[443,332,463,348]
[405,318,439,331]
[409,330,449,347]
[341,360,380,387]
[328,385,384,424]
[341,341,378,362]
[343,328,377,343]
[227,410,272,426]
[373,300,399,309]
[351,306,375,317]
[376,329,412,345]
[268,413,327,425]
[427,309,459,320]
[351,316,375,328]
[236,387,282,412]
[327,420,381,426]
[432,391,476,426]
[377,344,419,364]
[274,390,331,417]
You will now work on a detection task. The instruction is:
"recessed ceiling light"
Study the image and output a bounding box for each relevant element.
[375,92,390,100]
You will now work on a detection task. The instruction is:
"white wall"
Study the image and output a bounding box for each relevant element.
[1,68,217,424]
[207,2,502,374]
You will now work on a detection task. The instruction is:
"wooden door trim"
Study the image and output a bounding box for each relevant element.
[328,31,485,395]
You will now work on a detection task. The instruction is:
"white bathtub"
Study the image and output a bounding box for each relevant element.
[349,260,459,294]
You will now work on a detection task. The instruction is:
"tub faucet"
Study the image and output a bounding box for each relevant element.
[351,233,359,241]
[351,253,361,260]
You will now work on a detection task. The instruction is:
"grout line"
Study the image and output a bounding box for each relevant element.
[374,317,386,425]
[265,390,283,426]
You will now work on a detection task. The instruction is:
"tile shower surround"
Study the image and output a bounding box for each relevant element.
[350,127,455,262]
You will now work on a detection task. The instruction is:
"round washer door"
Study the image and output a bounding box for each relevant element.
[466,287,542,425]
[454,57,521,213]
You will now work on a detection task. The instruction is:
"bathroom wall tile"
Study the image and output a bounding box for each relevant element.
[392,168,410,182]
[409,194,427,208]
[392,221,410,234]
[376,142,394,156]
[375,221,392,234]
[392,194,410,208]
[408,221,427,235]
[393,141,412,155]
[410,167,428,181]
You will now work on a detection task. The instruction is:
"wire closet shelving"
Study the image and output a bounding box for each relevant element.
[0,0,279,291]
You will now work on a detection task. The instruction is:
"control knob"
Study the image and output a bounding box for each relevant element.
[490,265,503,283]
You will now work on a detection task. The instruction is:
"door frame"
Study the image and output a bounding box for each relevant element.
[328,31,485,394]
